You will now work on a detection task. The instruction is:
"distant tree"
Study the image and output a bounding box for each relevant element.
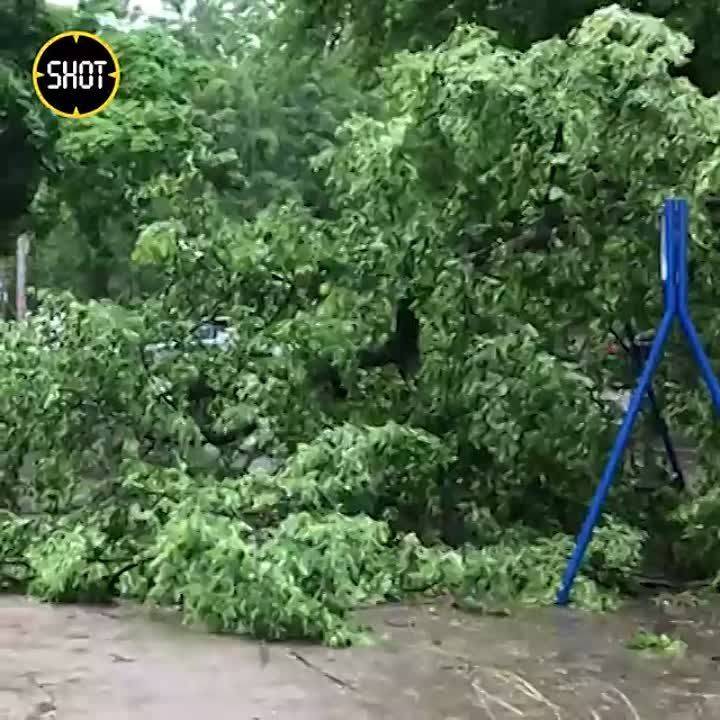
[282,0,720,95]
[0,1,58,251]
[0,0,62,315]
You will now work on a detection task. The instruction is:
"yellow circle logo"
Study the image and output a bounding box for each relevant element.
[32,31,120,119]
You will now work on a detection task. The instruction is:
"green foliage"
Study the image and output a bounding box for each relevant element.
[282,0,720,95]
[4,2,720,646]
[0,0,60,260]
[31,0,364,299]
[0,295,645,643]
[132,220,182,265]
[3,434,643,644]
[146,510,394,644]
[626,629,687,657]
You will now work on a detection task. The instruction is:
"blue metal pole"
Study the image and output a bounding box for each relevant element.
[674,200,720,413]
[555,200,679,606]
[556,312,675,605]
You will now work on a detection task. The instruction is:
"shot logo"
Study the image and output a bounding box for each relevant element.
[33,31,120,119]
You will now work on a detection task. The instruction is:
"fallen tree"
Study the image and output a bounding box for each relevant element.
[2,6,720,644]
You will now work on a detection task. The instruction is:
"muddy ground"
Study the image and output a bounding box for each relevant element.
[1,595,720,719]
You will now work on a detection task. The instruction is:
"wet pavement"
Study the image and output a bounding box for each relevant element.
[1,595,719,719]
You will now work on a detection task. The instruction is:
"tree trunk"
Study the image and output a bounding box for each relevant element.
[15,232,29,320]
[0,255,12,319]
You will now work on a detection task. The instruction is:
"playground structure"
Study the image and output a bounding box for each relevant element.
[557,198,720,605]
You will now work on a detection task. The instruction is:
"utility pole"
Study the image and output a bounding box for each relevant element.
[15,232,29,320]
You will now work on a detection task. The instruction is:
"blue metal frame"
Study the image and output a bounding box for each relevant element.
[556,198,720,606]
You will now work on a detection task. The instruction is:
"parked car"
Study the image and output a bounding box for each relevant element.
[144,318,237,361]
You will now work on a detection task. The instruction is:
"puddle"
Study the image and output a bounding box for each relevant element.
[1,595,719,718]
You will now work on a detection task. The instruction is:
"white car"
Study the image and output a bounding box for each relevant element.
[145,319,237,360]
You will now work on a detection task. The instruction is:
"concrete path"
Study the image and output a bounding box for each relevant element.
[2,596,720,719]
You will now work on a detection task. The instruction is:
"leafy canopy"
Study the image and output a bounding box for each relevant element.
[2,3,720,644]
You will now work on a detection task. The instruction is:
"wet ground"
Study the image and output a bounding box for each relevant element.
[1,595,720,719]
